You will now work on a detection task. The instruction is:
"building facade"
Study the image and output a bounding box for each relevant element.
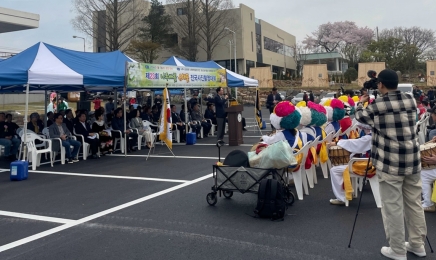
[93,2,296,77]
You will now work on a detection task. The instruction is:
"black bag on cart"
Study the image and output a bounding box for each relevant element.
[254,179,287,220]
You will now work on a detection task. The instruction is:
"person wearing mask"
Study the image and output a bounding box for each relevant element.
[74,111,100,159]
[48,113,81,164]
[356,69,427,259]
[111,108,138,152]
[171,105,186,142]
[0,112,20,161]
[27,113,44,134]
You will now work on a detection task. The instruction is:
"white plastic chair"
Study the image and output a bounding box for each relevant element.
[143,120,158,146]
[73,128,91,160]
[24,133,53,170]
[304,136,321,189]
[172,123,181,143]
[206,119,216,136]
[290,141,312,200]
[345,158,382,208]
[42,127,77,165]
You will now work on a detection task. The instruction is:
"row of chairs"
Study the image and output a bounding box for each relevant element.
[290,123,382,208]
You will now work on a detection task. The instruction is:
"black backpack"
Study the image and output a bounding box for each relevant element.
[254,179,287,220]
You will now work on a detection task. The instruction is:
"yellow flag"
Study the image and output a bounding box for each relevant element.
[159,88,172,149]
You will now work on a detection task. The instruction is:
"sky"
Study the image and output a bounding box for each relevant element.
[1,0,435,53]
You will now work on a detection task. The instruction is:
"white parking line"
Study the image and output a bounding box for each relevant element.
[0,211,74,224]
[0,173,212,253]
[109,154,219,160]
[0,169,189,183]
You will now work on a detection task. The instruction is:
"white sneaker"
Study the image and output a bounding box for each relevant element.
[380,247,406,260]
[405,242,426,257]
[329,199,345,205]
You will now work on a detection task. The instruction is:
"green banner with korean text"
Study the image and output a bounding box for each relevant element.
[126,62,227,88]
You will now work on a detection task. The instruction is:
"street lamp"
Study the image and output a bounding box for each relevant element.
[228,40,232,70]
[277,34,286,79]
[73,36,85,52]
[225,27,237,100]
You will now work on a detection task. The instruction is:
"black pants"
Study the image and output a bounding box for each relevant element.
[112,131,138,149]
[173,124,186,141]
[85,138,100,155]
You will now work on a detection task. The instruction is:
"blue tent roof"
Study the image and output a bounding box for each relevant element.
[0,42,134,92]
[162,56,258,87]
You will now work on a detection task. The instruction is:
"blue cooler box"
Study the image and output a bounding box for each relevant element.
[10,160,28,181]
[186,132,196,145]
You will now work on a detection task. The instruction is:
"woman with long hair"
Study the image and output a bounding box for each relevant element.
[92,111,113,154]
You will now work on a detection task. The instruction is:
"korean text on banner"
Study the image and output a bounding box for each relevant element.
[159,88,172,149]
[127,63,227,88]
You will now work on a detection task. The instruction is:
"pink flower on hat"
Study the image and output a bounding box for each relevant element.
[274,101,295,117]
[308,101,326,114]
[330,99,344,109]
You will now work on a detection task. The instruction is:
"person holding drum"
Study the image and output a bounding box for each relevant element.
[356,69,427,259]
[328,123,372,205]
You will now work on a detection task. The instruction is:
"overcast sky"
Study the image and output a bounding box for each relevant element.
[1,0,435,53]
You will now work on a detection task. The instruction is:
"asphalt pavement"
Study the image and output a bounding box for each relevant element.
[0,106,434,260]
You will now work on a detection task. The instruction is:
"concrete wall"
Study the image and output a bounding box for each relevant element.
[0,94,45,105]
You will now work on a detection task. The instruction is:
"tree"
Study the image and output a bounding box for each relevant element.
[166,0,202,61]
[303,21,373,53]
[290,42,311,78]
[126,40,160,63]
[71,0,145,52]
[344,67,358,83]
[128,0,174,63]
[197,0,235,60]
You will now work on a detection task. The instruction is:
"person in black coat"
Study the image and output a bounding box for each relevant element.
[204,103,217,125]
[111,108,138,152]
[63,109,75,134]
[266,87,282,114]
[309,90,315,102]
[171,105,186,142]
[74,111,100,159]
[205,87,228,141]
[303,91,309,104]
[27,112,44,134]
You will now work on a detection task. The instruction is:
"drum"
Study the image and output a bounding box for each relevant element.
[420,142,436,169]
[329,146,351,166]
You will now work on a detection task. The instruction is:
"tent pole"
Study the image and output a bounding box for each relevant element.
[44,89,48,127]
[184,88,188,134]
[22,83,30,161]
[123,63,128,157]
[200,88,203,115]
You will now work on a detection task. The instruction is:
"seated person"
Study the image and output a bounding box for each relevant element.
[92,111,113,154]
[6,113,20,136]
[111,108,138,152]
[46,111,55,127]
[171,105,186,142]
[48,113,81,163]
[0,112,20,161]
[63,109,75,134]
[151,105,160,123]
[329,123,372,205]
[420,137,436,213]
[74,111,100,159]
[27,112,44,134]
[204,103,217,125]
[130,109,154,148]
[190,103,212,137]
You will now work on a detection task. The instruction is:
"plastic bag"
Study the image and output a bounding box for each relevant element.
[249,141,297,169]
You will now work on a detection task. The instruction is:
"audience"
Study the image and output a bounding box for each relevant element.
[48,113,81,163]
[190,103,211,137]
[204,103,217,125]
[130,109,153,148]
[6,114,20,135]
[74,111,100,159]
[92,111,113,154]
[111,108,138,153]
[46,111,55,127]
[171,105,186,142]
[0,112,20,161]
[63,109,75,133]
[27,112,44,134]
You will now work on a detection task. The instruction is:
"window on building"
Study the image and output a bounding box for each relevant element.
[177,8,186,15]
[256,34,262,54]
[251,32,254,52]
[431,71,435,76]
[318,74,322,78]
[263,36,294,57]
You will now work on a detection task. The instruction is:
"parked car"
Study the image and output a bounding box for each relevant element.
[278,91,286,101]
[397,83,413,96]
[319,92,337,105]
[291,93,305,104]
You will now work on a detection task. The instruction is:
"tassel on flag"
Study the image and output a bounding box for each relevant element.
[255,89,263,128]
[159,88,172,149]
